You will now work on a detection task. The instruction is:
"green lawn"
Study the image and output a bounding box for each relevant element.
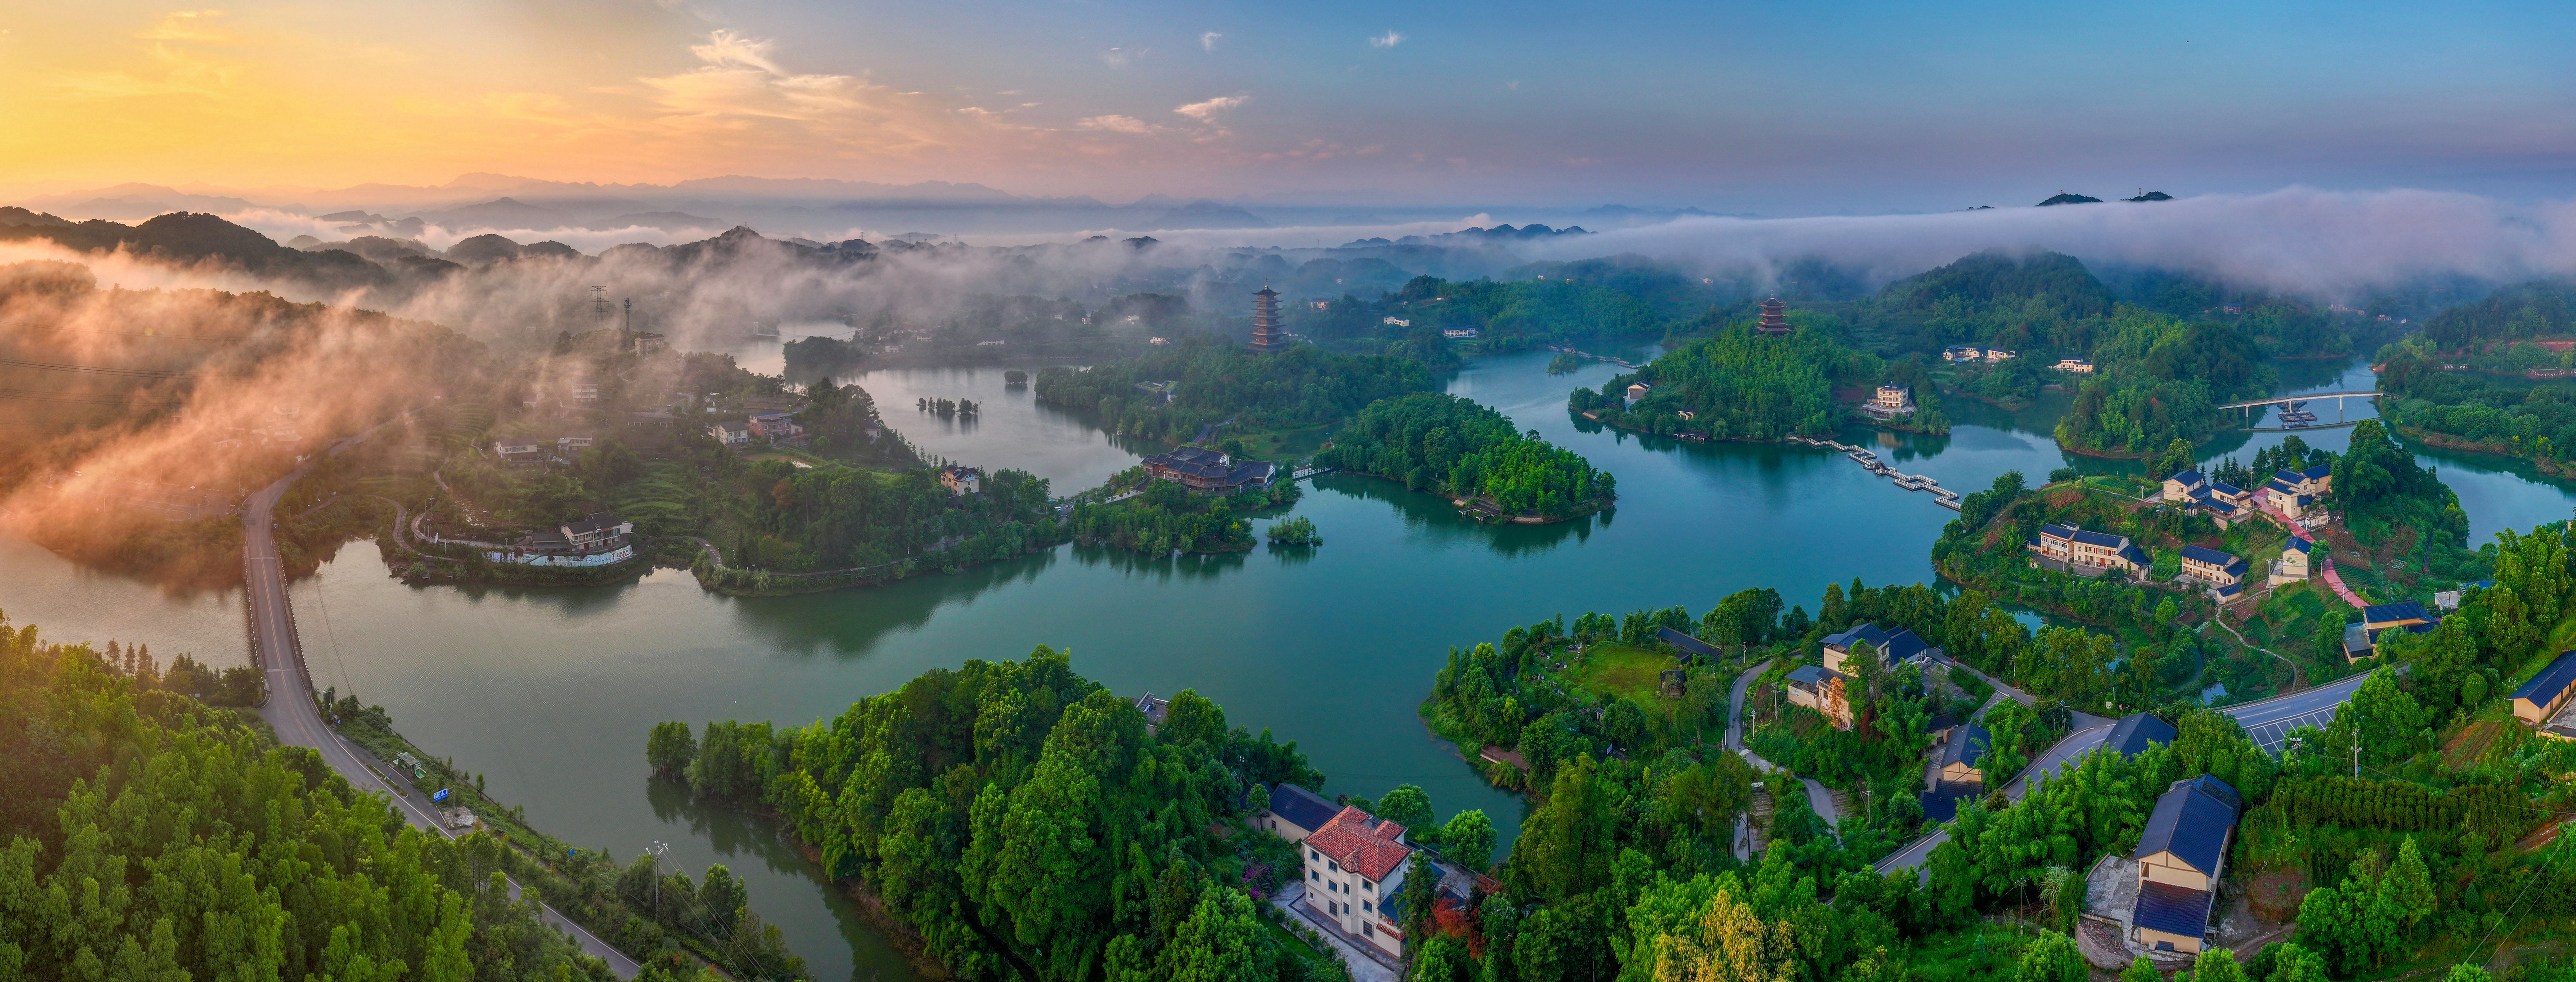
[1563,643,1699,746]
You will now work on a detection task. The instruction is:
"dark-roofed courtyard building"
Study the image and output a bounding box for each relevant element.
[1142,446,1278,495]
[2130,775,2242,953]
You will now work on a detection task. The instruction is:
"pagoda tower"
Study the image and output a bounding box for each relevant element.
[1755,295,1794,335]
[1248,286,1290,352]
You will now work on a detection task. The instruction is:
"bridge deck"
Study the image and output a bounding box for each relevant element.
[2215,391,2379,410]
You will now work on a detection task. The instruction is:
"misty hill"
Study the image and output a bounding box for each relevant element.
[2036,192,2103,206]
[2420,279,2576,347]
[2126,191,2174,202]
[0,210,390,292]
[602,211,722,231]
[412,197,579,231]
[1146,200,1269,229]
[1878,250,2117,319]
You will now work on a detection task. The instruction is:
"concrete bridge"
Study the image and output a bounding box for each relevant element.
[2215,391,2379,430]
[1786,435,1962,510]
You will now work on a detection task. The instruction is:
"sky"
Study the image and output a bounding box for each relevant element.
[5,0,2576,212]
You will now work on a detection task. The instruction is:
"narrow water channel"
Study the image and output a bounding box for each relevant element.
[4,351,2568,980]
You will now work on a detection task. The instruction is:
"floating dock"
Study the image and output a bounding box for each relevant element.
[1786,436,1962,510]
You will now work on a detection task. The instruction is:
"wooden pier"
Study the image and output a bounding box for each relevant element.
[1786,436,1962,510]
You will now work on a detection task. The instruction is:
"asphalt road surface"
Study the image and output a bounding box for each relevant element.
[246,433,642,979]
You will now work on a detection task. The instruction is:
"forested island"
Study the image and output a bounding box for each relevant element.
[1319,393,1614,521]
[1033,340,1435,458]
[1566,320,1925,439]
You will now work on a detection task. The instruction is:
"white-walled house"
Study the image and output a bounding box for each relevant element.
[1301,806,1414,957]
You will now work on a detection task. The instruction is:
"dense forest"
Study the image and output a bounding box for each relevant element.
[1568,322,1909,439]
[1287,268,1700,358]
[2377,327,2576,474]
[1033,340,1435,451]
[1065,466,1299,554]
[645,649,1349,982]
[0,615,663,981]
[2416,280,2576,349]
[1317,393,1613,519]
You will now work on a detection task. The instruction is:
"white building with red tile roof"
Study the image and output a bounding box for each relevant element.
[1300,806,1413,957]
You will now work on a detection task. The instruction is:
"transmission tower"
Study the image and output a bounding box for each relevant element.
[591,286,610,320]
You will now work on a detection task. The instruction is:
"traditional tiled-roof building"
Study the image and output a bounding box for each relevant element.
[1142,446,1277,495]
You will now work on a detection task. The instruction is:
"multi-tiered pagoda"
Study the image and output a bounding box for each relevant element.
[1755,296,1794,336]
[1248,287,1290,352]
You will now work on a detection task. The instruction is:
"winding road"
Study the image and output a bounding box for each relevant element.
[247,430,641,979]
[1872,668,2376,876]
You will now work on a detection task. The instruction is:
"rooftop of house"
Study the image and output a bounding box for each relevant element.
[1940,723,1991,770]
[2179,545,2240,567]
[2265,478,2298,495]
[1132,692,1170,726]
[2168,469,2206,487]
[563,513,623,537]
[713,421,750,433]
[2105,712,2178,757]
[1785,663,1845,687]
[2275,469,2307,484]
[2303,463,2334,480]
[1306,806,1413,881]
[2038,522,2079,540]
[2134,775,2241,873]
[2070,529,2130,549]
[1269,783,1340,832]
[1821,622,1931,662]
[2511,651,2576,706]
[2365,600,2431,625]
[940,465,982,479]
[2209,481,2245,496]
[2285,537,2312,553]
[2133,880,2217,941]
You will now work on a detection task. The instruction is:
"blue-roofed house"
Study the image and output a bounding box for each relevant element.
[2162,469,2207,503]
[2300,463,2335,495]
[2129,774,2243,953]
[2178,545,2249,588]
[1936,722,1992,784]
[2511,651,2576,727]
[1785,664,1854,730]
[2030,523,2080,561]
[1263,783,1343,843]
[2104,712,2178,757]
[2069,528,2148,573]
[2270,537,2313,587]
[1823,622,1936,674]
[2364,601,2434,632]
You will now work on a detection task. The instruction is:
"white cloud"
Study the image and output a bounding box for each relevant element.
[1200,32,1222,52]
[1101,47,1143,69]
[1368,30,1404,48]
[1078,114,1153,134]
[688,29,786,75]
[1174,94,1248,122]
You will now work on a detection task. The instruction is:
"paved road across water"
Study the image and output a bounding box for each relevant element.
[246,429,642,979]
